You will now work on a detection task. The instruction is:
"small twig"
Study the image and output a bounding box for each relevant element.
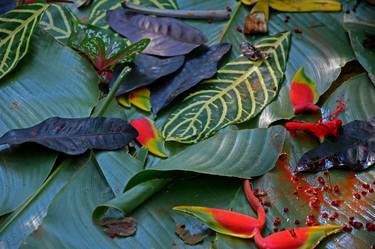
[122,1,231,21]
[94,66,131,117]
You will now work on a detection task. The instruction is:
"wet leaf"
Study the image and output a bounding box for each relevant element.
[0,3,49,79]
[111,54,185,96]
[297,118,375,173]
[161,32,290,143]
[290,67,319,114]
[0,117,138,155]
[100,217,137,238]
[107,9,207,56]
[151,43,231,115]
[130,117,168,158]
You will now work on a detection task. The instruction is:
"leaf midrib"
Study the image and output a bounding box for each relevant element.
[0,3,49,47]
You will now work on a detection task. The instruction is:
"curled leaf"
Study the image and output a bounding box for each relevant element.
[297,118,375,172]
[290,67,319,114]
[254,225,342,249]
[151,43,231,115]
[173,206,262,239]
[129,87,151,112]
[107,9,208,56]
[111,54,185,96]
[130,117,168,158]
[0,117,138,155]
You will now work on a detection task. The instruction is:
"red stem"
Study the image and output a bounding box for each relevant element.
[243,180,266,229]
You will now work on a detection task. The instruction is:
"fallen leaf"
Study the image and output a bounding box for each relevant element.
[110,54,185,96]
[151,43,231,115]
[297,117,375,172]
[129,87,151,112]
[244,0,268,35]
[107,9,208,56]
[0,117,138,155]
[100,217,137,238]
[175,223,205,245]
[130,117,168,158]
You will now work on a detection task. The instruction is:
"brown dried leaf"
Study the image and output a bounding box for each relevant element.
[175,223,205,245]
[100,217,137,238]
[244,13,268,35]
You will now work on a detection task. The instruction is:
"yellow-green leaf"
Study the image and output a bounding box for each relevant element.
[129,87,151,112]
[241,0,258,5]
[269,0,341,12]
[162,32,291,143]
[0,3,49,80]
[251,0,269,20]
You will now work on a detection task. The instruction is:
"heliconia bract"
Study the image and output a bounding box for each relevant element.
[254,225,342,249]
[129,87,151,112]
[290,67,320,114]
[173,206,263,238]
[130,117,168,158]
[284,118,342,142]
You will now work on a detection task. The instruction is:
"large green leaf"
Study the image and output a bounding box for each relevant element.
[344,1,375,84]
[162,32,290,143]
[0,157,89,249]
[21,162,243,249]
[0,148,57,215]
[39,4,76,44]
[0,3,49,79]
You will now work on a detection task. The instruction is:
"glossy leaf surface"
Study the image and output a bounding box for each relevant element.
[162,32,290,143]
[107,9,207,56]
[0,117,138,155]
[112,54,185,95]
[151,43,232,115]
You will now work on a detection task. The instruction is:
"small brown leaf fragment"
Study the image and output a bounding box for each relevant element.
[100,217,137,238]
[244,13,268,35]
[175,223,205,245]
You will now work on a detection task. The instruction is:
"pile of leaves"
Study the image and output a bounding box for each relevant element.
[0,0,374,248]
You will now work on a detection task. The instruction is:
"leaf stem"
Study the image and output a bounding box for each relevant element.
[122,0,231,21]
[94,66,131,117]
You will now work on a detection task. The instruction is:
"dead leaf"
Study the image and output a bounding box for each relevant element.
[244,13,268,35]
[100,217,137,238]
[175,223,205,245]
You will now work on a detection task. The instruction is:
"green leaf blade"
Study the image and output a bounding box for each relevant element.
[162,31,290,143]
[0,3,49,79]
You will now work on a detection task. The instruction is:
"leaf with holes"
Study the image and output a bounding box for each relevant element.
[39,4,76,44]
[88,0,178,29]
[0,117,138,155]
[162,32,290,143]
[0,3,49,80]
[107,9,207,56]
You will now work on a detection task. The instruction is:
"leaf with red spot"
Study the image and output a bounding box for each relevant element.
[129,87,151,112]
[290,67,320,114]
[130,117,167,158]
[0,117,137,155]
[254,225,342,249]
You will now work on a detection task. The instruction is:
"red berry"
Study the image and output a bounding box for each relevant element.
[263,201,272,207]
[318,177,325,184]
[366,223,375,232]
[342,225,352,232]
[369,188,374,193]
[294,220,300,225]
[274,217,281,226]
[353,221,363,229]
[354,192,361,199]
[331,200,341,207]
[273,227,279,232]
[283,207,289,213]
[321,212,329,219]
[334,185,340,193]
[363,183,370,189]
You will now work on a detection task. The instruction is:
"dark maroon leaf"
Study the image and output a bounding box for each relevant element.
[151,43,231,115]
[0,0,16,15]
[107,9,208,56]
[297,117,375,172]
[110,54,185,96]
[0,117,137,155]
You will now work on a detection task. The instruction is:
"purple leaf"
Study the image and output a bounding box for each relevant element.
[0,117,138,155]
[107,9,207,56]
